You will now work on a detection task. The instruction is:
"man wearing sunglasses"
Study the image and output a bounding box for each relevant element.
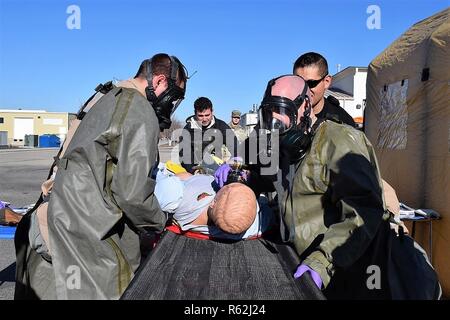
[293,52,355,127]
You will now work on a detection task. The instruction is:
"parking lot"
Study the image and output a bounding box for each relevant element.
[0,145,177,300]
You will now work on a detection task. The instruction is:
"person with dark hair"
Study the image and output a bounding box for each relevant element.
[179,97,238,173]
[293,52,355,127]
[133,53,188,130]
[15,53,188,300]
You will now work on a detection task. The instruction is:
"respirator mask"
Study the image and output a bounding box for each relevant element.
[145,55,186,131]
[258,75,313,164]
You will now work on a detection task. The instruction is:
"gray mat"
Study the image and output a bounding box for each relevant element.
[122,231,325,300]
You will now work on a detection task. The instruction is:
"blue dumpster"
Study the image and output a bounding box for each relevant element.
[0,226,16,240]
[39,134,61,148]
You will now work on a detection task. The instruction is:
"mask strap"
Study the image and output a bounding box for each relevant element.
[293,82,308,106]
[169,56,178,82]
[299,96,312,133]
[145,58,156,101]
[263,79,276,100]
[263,74,289,100]
[293,80,310,132]
[146,55,179,95]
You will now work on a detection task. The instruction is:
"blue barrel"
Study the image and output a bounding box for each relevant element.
[0,226,16,239]
[39,134,61,148]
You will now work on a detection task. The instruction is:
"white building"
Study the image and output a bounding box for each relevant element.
[325,66,367,127]
[240,104,259,136]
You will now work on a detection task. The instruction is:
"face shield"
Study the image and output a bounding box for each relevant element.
[167,84,185,116]
[150,81,186,131]
[144,55,188,131]
[259,97,300,135]
[171,98,183,115]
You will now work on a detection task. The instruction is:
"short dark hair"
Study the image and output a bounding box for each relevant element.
[135,53,187,86]
[293,52,329,77]
[194,97,213,113]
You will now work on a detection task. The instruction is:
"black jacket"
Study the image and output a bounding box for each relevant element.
[317,96,356,127]
[179,115,237,173]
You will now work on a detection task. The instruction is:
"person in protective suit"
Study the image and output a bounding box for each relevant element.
[15,53,188,300]
[257,75,394,299]
[215,75,440,300]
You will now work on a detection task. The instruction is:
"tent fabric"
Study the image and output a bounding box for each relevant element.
[365,8,449,296]
[121,231,325,300]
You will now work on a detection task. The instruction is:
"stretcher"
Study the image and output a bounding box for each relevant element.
[121,229,325,300]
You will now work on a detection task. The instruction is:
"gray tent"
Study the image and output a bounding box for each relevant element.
[365,8,449,297]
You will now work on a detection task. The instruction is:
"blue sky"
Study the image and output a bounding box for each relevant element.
[0,0,448,122]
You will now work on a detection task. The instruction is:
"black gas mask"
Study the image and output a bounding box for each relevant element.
[145,55,186,131]
[259,75,313,164]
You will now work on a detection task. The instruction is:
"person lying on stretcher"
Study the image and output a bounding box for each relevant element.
[154,167,275,240]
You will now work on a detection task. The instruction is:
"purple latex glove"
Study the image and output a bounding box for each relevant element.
[294,264,323,289]
[214,164,231,188]
[0,201,6,210]
[240,170,248,181]
[229,156,247,181]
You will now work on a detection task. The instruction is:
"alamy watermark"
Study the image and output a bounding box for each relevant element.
[366,5,381,30]
[66,265,81,290]
[66,5,81,30]
[366,265,381,290]
[173,128,279,176]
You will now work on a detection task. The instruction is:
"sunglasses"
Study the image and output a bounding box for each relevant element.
[306,73,328,89]
[232,116,240,119]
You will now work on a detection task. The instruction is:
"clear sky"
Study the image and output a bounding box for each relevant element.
[0,0,448,122]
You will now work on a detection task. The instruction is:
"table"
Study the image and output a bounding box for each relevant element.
[401,212,441,262]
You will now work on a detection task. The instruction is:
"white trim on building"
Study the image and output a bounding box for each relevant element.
[325,66,367,126]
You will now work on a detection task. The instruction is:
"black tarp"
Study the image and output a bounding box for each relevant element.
[121,231,325,300]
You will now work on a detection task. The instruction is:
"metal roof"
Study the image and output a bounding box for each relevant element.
[0,109,69,114]
[332,66,368,77]
[325,88,353,100]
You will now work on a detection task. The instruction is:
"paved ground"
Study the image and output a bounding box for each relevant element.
[0,240,15,300]
[0,145,177,300]
[0,148,58,208]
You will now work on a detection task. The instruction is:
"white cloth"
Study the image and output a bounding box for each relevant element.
[154,175,184,214]
[188,116,216,130]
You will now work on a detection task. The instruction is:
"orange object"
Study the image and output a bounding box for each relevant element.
[353,116,364,124]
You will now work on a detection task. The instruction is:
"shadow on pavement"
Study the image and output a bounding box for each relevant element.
[0,262,16,285]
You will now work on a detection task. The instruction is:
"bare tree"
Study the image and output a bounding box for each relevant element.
[159,117,184,145]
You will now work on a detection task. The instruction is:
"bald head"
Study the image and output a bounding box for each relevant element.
[271,75,311,102]
[268,75,316,126]
[208,183,257,234]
